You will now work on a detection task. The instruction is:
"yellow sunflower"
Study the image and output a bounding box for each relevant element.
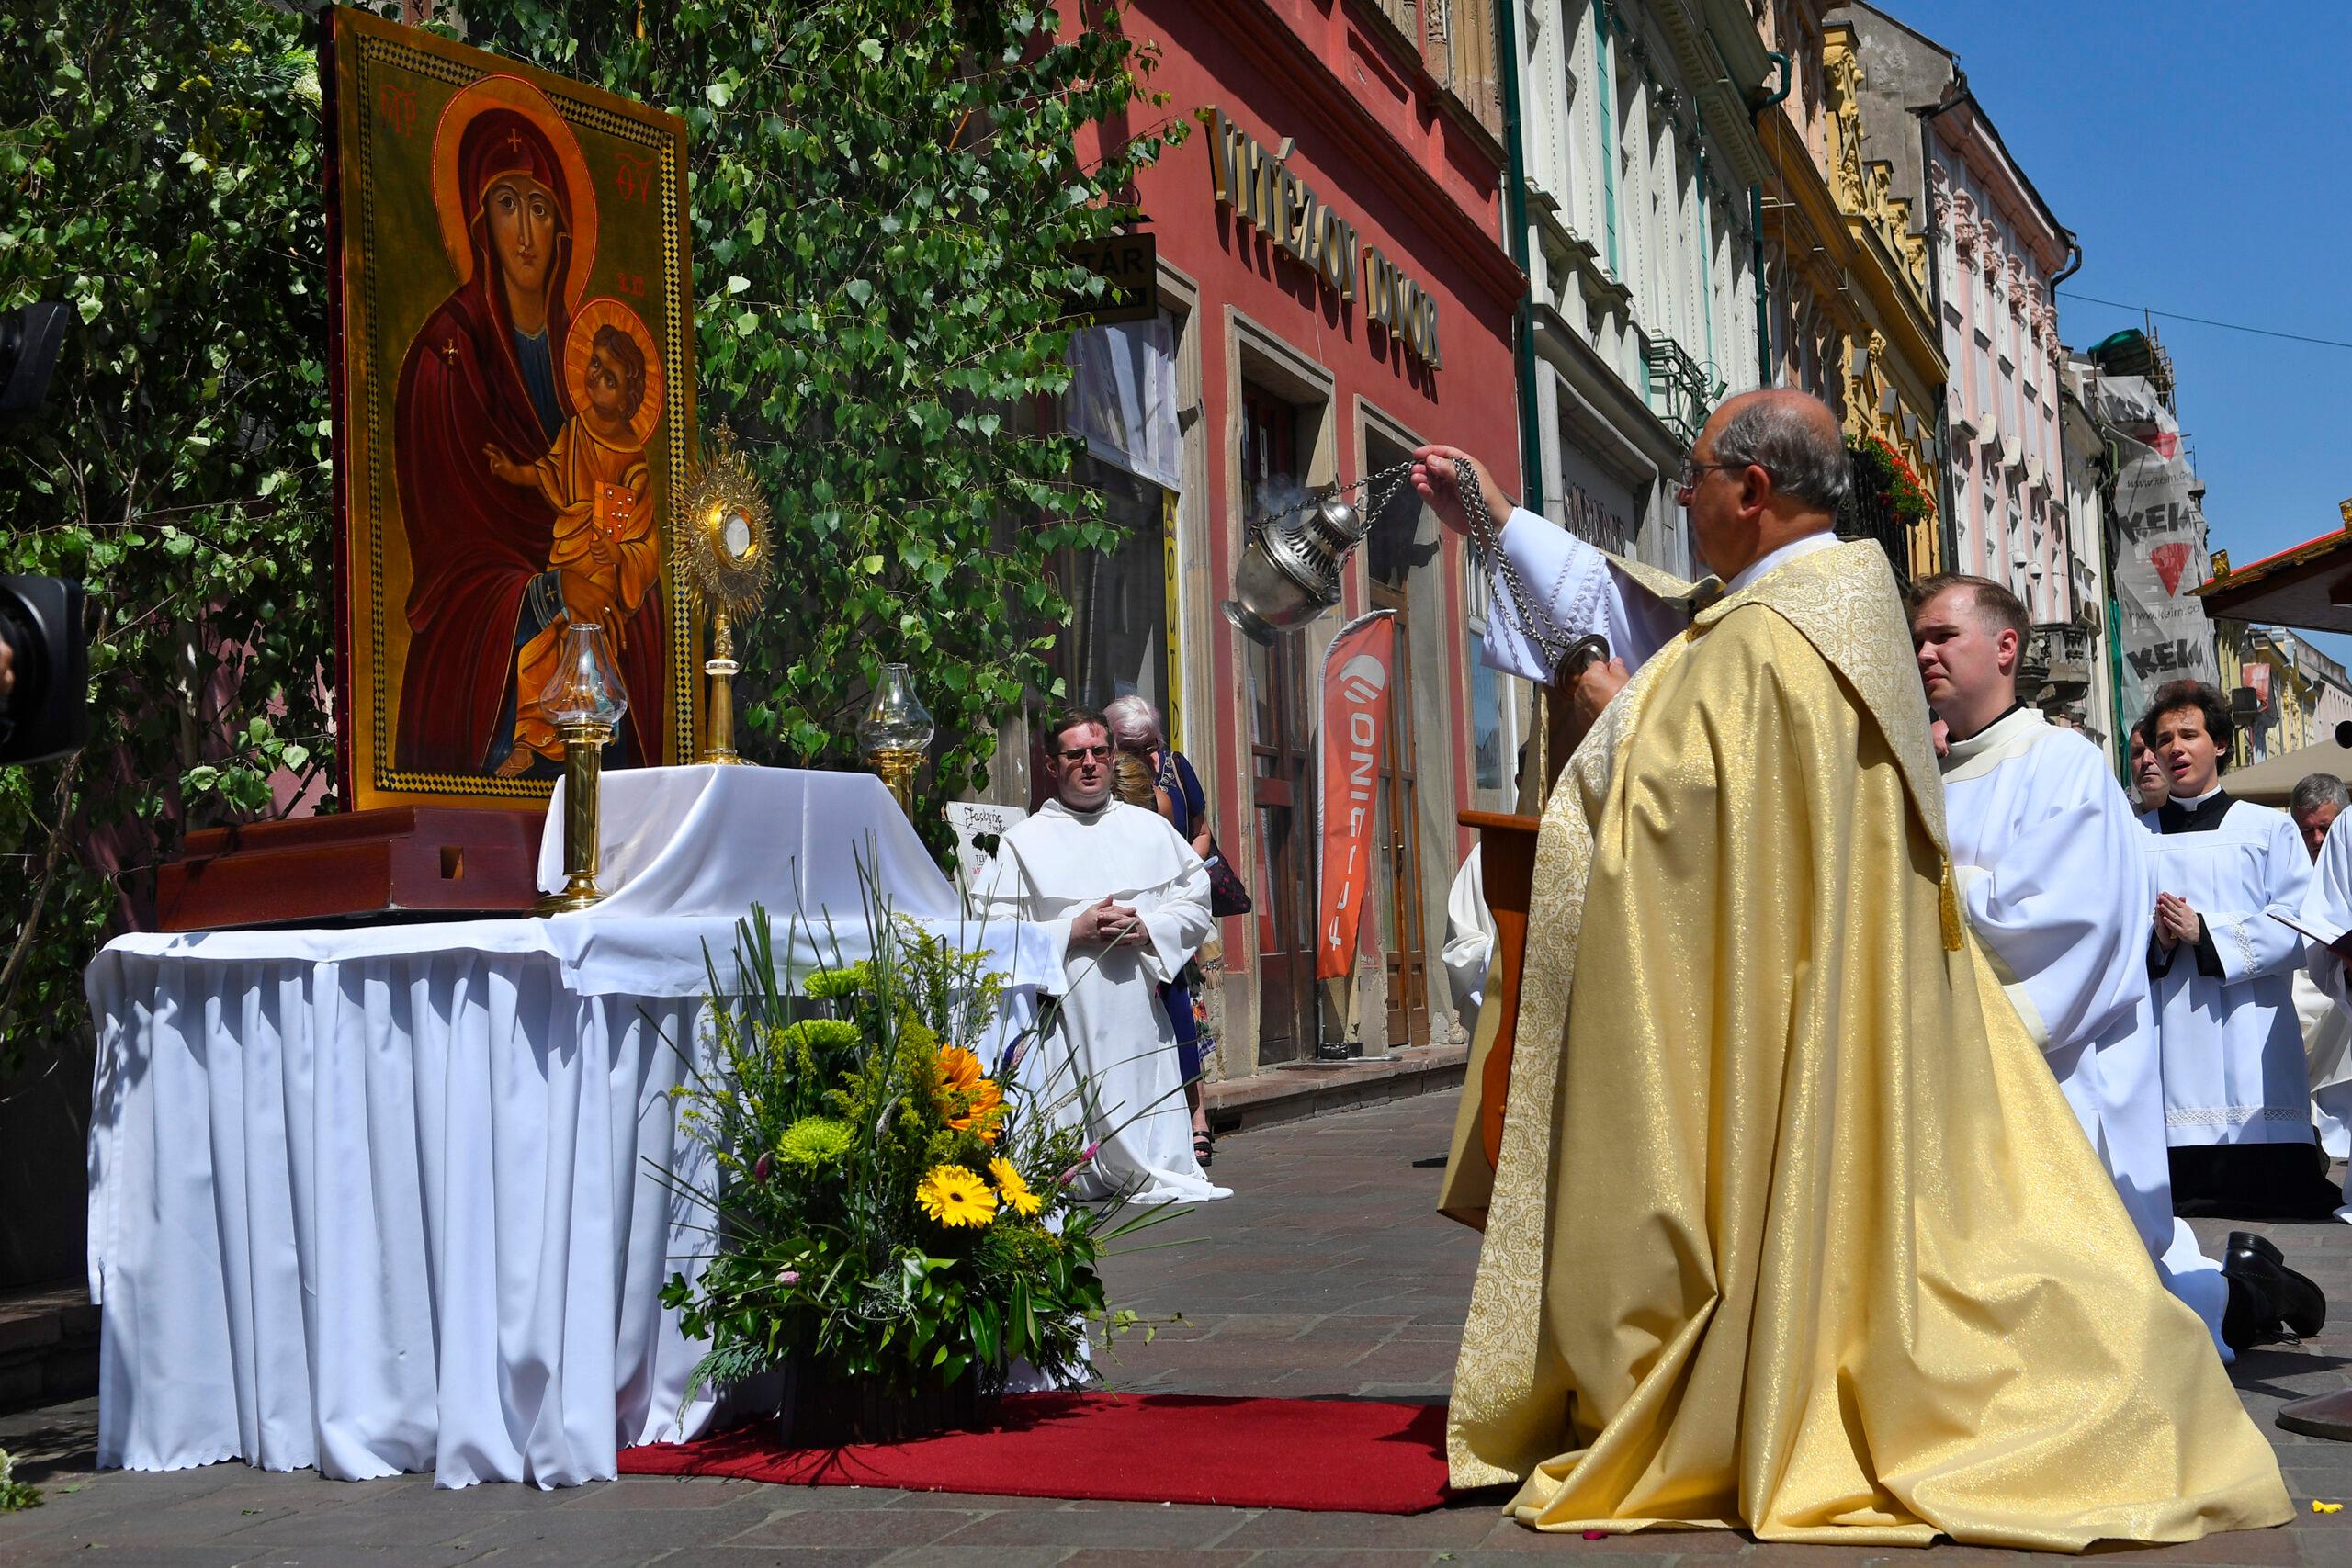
[915,1163,998,1228]
[952,1079,1005,1142]
[937,1043,1005,1141]
[936,1043,984,1093]
[989,1156,1043,1218]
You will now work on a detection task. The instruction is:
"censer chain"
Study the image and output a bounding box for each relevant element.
[1260,457,1578,671]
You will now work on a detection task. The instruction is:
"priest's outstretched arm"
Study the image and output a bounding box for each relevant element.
[1409,444,1690,683]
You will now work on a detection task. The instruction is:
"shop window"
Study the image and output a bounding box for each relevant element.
[1053,314,1183,735]
[1054,455,1171,721]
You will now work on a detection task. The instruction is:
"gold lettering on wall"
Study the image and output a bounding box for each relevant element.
[1202,106,1442,370]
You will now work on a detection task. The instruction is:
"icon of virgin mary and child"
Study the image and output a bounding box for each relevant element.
[392,76,668,780]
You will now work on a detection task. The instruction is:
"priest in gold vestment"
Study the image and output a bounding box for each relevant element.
[1412,392,2288,1551]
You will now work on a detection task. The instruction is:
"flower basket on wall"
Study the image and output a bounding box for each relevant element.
[661,896,1164,1446]
[1849,434,1936,526]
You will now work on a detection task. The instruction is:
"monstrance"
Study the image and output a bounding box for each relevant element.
[680,423,773,764]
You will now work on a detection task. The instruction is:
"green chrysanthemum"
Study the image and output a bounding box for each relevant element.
[802,963,874,1001]
[775,1115,855,1169]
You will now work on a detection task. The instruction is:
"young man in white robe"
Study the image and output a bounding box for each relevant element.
[1911,575,2315,1356]
[2141,679,2340,1226]
[970,709,1228,1206]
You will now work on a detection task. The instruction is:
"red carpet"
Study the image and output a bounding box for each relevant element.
[618,1392,1453,1514]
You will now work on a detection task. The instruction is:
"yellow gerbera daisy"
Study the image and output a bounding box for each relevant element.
[916,1163,998,1228]
[989,1156,1043,1218]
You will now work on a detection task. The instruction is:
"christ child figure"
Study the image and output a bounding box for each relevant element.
[482,299,664,776]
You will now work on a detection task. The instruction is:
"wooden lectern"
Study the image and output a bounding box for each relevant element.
[1457,808,1541,1170]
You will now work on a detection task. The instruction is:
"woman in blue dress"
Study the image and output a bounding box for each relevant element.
[1103,694,1218,1169]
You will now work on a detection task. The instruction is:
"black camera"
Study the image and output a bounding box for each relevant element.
[3,301,85,766]
[0,576,89,766]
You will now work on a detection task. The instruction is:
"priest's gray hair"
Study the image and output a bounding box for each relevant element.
[1102,694,1164,751]
[2291,773,2351,817]
[1710,394,1851,513]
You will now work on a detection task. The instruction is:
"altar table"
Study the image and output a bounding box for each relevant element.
[87,767,1048,1487]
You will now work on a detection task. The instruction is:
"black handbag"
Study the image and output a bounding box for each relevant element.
[1202,833,1252,918]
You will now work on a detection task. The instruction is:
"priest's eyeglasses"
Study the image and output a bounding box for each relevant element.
[1057,743,1113,761]
[1674,457,1746,496]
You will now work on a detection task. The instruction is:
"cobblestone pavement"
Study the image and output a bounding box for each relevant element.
[6,1089,2352,1566]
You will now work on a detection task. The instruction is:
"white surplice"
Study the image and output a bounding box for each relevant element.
[2292,974,2352,1158]
[1939,707,2229,1355]
[1442,845,1495,1033]
[970,799,1228,1205]
[2294,825,2352,1167]
[2142,789,2316,1149]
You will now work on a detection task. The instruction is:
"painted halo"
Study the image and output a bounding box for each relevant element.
[430,72,599,314]
[564,298,665,447]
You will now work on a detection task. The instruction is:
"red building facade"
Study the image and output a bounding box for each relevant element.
[1054,0,1524,1072]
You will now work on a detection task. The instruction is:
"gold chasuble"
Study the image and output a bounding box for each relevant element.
[1440,541,2288,1550]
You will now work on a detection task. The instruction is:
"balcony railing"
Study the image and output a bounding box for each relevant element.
[1640,329,1715,447]
[1836,450,1913,596]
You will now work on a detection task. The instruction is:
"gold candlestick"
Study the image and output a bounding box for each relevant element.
[531,621,628,917]
[698,610,748,765]
[857,663,934,820]
[537,718,616,914]
[868,744,926,814]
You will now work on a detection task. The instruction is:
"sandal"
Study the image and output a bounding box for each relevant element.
[1193,1130,1216,1169]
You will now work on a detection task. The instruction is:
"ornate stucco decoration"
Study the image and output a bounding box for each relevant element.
[1821,27,1931,314]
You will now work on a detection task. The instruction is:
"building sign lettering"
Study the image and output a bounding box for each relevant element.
[1201,107,1442,370]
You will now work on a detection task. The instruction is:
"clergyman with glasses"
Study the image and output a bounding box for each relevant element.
[1406,389,2287,1546]
[966,707,1229,1206]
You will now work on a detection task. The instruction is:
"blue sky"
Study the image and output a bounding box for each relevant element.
[1886,0,2352,652]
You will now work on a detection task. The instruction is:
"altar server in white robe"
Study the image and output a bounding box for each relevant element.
[971,707,1228,1206]
[1442,845,1495,1035]
[2140,680,2342,1222]
[1910,576,2265,1353]
[2290,773,2352,1159]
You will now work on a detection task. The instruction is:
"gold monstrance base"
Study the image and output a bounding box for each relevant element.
[535,719,615,914]
[697,613,753,765]
[868,745,925,817]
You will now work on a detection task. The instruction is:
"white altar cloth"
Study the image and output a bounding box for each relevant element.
[88,766,1048,1488]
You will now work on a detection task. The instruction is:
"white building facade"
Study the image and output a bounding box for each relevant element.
[1514,0,1772,581]
[1927,105,2076,625]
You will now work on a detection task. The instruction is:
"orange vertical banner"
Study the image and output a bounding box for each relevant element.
[1316,610,1398,982]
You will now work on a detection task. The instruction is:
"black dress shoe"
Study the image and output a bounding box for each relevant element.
[2227,1231,2326,1337]
[2222,1269,2284,1352]
[2228,1230,2285,1269]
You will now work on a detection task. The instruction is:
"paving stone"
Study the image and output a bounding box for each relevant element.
[725,1506,988,1549]
[930,1504,1254,1551]
[1212,1504,1497,1550]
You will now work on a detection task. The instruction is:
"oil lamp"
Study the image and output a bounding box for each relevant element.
[534,622,628,915]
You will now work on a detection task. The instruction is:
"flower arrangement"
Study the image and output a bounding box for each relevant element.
[1850,433,1937,525]
[0,1449,38,1512]
[662,902,1158,1439]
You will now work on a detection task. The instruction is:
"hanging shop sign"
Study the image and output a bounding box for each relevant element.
[1315,610,1399,982]
[1059,232,1159,324]
[1200,108,1442,370]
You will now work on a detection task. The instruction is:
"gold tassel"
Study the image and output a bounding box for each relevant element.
[1939,860,1964,952]
[636,0,646,40]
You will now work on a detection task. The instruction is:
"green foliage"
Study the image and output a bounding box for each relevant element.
[0,0,1176,1067]
[464,0,1185,818]
[662,902,1147,1404]
[1,4,335,1066]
